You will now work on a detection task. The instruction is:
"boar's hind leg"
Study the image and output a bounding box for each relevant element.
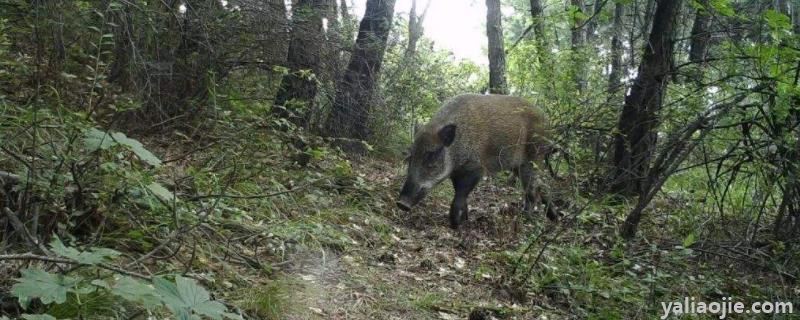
[449,170,481,229]
[519,162,558,221]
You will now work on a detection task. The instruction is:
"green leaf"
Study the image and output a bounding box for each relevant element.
[147,182,176,202]
[91,279,110,289]
[11,268,80,306]
[710,0,735,16]
[110,131,162,166]
[49,237,120,265]
[84,128,116,151]
[764,9,791,31]
[154,276,238,320]
[111,276,162,308]
[682,233,696,248]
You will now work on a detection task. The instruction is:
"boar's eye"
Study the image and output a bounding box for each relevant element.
[424,148,442,164]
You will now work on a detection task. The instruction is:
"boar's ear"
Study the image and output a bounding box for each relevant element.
[438,124,457,147]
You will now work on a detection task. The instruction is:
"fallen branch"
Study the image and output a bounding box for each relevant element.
[3,207,51,255]
[0,252,152,280]
[0,170,20,185]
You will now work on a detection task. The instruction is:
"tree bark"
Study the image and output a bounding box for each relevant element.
[688,0,710,65]
[607,1,624,95]
[530,0,545,39]
[610,0,682,197]
[340,0,352,28]
[586,0,604,44]
[273,0,326,126]
[325,0,396,141]
[404,0,430,59]
[570,0,585,92]
[486,0,508,94]
[793,0,800,34]
[570,0,584,48]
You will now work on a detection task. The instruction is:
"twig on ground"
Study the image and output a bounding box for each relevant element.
[0,252,152,280]
[3,207,51,255]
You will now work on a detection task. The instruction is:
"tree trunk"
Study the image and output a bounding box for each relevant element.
[108,2,133,86]
[607,1,624,95]
[614,0,682,238]
[404,0,430,59]
[340,0,352,28]
[570,0,585,92]
[610,0,681,197]
[530,0,545,39]
[273,0,325,126]
[325,0,396,141]
[486,0,508,94]
[793,0,800,34]
[688,0,710,65]
[585,0,604,43]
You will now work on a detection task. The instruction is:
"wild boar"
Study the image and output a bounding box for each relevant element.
[396,94,556,229]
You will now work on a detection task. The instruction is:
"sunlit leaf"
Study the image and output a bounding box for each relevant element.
[110,132,162,166]
[11,268,80,306]
[111,276,162,308]
[49,237,120,265]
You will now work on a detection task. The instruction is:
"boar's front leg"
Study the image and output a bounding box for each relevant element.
[449,170,482,229]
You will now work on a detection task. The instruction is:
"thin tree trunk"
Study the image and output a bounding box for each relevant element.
[486,0,508,94]
[404,0,430,59]
[530,0,545,39]
[793,0,800,34]
[688,0,710,65]
[607,1,624,95]
[340,0,352,27]
[570,0,585,92]
[325,0,396,141]
[274,0,325,126]
[586,0,604,43]
[570,0,584,48]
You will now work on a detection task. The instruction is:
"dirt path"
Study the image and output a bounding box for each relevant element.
[280,161,550,319]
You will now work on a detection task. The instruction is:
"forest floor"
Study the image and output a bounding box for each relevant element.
[3,122,794,319]
[265,160,548,320]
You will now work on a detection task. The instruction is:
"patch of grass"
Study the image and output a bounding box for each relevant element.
[46,290,120,319]
[411,292,445,311]
[236,281,290,319]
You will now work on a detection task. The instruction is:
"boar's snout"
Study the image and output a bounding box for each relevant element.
[397,178,427,211]
[396,199,412,211]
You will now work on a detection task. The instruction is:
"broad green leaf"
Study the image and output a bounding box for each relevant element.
[153,276,184,310]
[91,279,110,289]
[84,128,115,151]
[153,276,236,320]
[12,268,80,306]
[111,276,162,308]
[49,237,120,265]
[110,132,162,166]
[147,182,176,202]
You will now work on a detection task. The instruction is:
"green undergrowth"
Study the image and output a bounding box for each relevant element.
[2,104,799,319]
